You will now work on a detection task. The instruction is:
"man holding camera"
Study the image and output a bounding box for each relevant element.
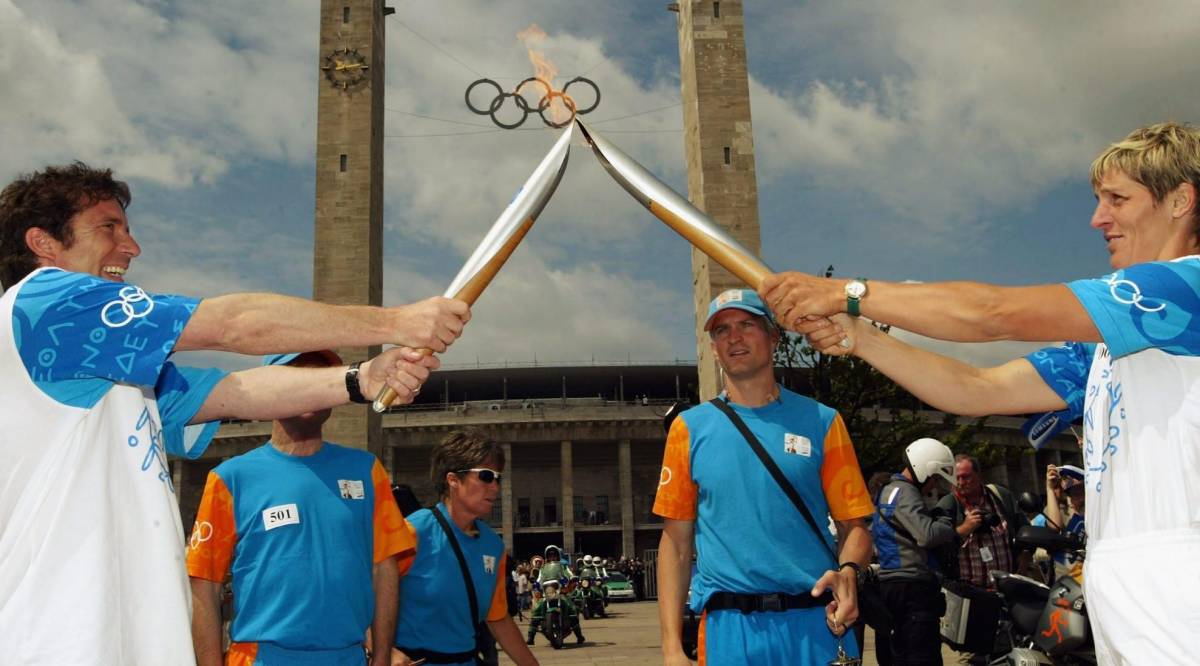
[935,455,1028,589]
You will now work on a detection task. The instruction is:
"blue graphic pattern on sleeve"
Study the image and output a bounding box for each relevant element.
[13,269,201,405]
[1068,258,1200,359]
[156,363,227,459]
[1025,342,1094,418]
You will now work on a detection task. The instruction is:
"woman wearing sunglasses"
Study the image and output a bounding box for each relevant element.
[391,429,539,666]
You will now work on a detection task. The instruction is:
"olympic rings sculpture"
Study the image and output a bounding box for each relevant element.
[465,76,601,129]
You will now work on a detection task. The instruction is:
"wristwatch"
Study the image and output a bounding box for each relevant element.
[844,278,869,317]
[345,362,369,404]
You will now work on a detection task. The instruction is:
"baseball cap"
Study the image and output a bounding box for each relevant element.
[262,349,343,367]
[1058,464,1085,489]
[703,288,775,331]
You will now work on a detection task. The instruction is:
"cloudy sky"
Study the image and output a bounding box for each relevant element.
[3,0,1197,372]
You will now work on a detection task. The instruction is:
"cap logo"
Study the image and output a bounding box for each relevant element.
[716,290,743,306]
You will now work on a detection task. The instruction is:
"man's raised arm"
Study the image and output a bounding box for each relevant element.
[177,294,470,354]
[798,313,1068,417]
[190,346,437,424]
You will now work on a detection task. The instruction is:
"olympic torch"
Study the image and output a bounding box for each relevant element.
[575,119,772,289]
[372,126,574,412]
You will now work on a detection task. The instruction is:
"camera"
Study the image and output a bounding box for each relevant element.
[975,510,1003,531]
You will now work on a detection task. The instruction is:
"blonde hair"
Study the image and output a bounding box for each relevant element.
[1090,122,1200,224]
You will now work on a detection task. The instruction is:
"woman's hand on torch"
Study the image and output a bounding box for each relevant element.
[760,272,844,331]
[794,313,863,356]
[392,297,471,352]
[361,347,440,406]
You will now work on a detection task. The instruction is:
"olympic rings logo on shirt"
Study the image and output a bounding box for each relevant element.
[189,521,213,549]
[101,285,156,328]
[465,76,601,129]
[659,465,673,487]
[1104,275,1166,313]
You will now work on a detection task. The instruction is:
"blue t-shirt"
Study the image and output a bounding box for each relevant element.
[653,389,874,611]
[212,443,387,651]
[394,504,506,662]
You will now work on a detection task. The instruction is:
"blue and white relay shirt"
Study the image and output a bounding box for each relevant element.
[0,268,225,664]
[1026,256,1200,543]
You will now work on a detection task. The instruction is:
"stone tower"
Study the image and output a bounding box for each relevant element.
[671,0,764,401]
[313,0,387,453]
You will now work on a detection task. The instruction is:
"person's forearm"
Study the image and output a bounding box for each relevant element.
[854,322,1066,417]
[370,558,399,666]
[190,578,225,666]
[489,617,538,666]
[191,347,434,423]
[862,281,1076,343]
[1043,494,1066,531]
[764,273,1099,345]
[178,294,397,353]
[836,521,872,568]
[657,525,693,658]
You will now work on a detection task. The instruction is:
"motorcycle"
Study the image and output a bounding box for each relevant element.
[577,576,607,619]
[537,580,572,649]
[984,497,1094,665]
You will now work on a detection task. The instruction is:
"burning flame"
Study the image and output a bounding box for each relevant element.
[517,23,571,123]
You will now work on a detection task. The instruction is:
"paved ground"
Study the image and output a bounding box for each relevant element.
[502,600,961,665]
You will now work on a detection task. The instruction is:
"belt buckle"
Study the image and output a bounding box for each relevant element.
[760,593,783,612]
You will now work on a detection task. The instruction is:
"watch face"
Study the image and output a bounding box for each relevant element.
[321,48,369,91]
[846,281,867,299]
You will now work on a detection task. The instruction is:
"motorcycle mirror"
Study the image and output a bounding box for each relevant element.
[1017,491,1041,515]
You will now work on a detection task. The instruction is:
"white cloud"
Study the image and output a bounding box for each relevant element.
[2,0,317,187]
[749,1,1200,236]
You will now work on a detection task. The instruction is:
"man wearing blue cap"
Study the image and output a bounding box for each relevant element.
[654,289,874,665]
[188,349,412,666]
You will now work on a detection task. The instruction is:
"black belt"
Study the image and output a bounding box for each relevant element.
[705,590,834,614]
[393,646,476,664]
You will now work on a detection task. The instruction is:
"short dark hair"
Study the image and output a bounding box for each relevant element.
[0,162,131,289]
[429,427,504,499]
[954,453,981,474]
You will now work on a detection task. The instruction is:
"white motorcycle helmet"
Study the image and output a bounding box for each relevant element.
[582,555,593,566]
[905,437,955,484]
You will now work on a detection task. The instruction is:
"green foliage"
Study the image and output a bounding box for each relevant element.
[773,327,994,477]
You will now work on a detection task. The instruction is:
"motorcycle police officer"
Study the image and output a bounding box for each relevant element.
[527,546,585,645]
[872,438,959,665]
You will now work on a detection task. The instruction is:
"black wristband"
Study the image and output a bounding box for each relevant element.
[345,361,369,404]
[838,562,862,576]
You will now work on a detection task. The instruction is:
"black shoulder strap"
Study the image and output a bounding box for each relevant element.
[432,505,481,626]
[709,398,837,562]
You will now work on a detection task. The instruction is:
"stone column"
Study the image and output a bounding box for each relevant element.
[313,0,386,453]
[672,0,763,401]
[619,439,635,559]
[501,442,515,553]
[561,440,575,554]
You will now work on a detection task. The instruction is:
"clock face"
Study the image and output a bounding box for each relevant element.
[321,48,369,91]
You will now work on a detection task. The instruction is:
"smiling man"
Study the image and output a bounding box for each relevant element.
[654,289,873,665]
[0,162,470,664]
[761,122,1200,664]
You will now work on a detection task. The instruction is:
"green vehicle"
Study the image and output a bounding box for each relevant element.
[603,572,636,602]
